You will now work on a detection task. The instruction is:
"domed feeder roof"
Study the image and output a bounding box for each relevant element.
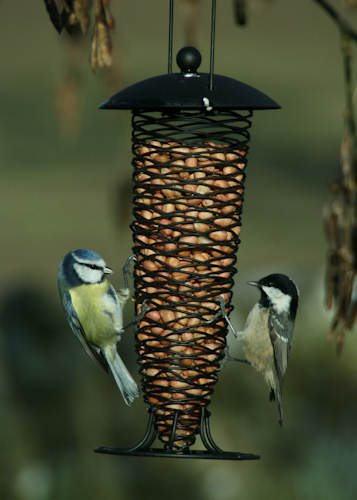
[99,47,280,112]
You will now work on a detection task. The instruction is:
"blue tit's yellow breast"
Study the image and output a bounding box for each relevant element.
[70,281,116,345]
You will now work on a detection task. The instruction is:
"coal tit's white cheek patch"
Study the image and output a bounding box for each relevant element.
[262,286,291,314]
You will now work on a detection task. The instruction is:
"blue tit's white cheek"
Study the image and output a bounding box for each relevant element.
[73,263,103,284]
[262,286,291,314]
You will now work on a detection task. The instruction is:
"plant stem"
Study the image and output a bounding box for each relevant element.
[312,0,357,41]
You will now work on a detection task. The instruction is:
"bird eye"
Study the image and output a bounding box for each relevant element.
[87,264,100,270]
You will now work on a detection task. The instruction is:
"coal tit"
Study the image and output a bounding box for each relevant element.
[238,273,299,425]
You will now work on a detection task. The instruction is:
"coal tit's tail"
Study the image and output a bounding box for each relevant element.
[269,386,283,426]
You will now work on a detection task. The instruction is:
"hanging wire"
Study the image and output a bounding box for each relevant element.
[168,0,174,73]
[209,0,217,90]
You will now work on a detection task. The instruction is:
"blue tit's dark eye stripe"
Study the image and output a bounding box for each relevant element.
[86,263,102,270]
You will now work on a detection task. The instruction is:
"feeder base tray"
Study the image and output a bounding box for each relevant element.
[94,446,259,460]
[94,408,260,461]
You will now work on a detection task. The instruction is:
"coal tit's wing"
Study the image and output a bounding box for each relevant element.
[268,309,294,388]
[63,291,108,371]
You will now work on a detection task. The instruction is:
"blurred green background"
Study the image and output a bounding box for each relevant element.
[1,1,357,499]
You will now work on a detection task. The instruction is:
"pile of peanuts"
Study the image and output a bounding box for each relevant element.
[132,140,246,450]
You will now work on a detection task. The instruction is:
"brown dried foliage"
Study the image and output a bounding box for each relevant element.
[91,0,114,71]
[324,133,357,355]
[44,1,114,71]
[341,0,357,8]
[56,35,85,137]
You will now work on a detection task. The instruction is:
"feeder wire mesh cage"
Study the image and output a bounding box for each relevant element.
[95,0,280,460]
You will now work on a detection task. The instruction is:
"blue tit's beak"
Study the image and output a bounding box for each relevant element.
[104,267,113,275]
[247,280,259,287]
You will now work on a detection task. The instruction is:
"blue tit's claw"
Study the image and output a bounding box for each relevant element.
[117,287,130,304]
[123,300,149,331]
[136,300,149,323]
[123,255,137,289]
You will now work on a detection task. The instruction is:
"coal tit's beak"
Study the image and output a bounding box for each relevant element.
[247,280,259,288]
[104,266,113,275]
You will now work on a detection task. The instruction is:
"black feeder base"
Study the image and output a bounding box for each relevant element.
[95,408,260,460]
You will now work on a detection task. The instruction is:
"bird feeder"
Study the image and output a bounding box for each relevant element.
[95,0,279,460]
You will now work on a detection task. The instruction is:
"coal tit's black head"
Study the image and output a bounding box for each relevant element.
[248,273,299,320]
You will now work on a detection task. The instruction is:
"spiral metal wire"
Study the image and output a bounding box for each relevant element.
[130,109,252,452]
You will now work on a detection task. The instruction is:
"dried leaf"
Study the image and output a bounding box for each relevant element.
[56,77,81,136]
[90,25,98,71]
[324,174,357,352]
[43,0,70,33]
[348,276,357,327]
[336,329,345,356]
[341,0,357,8]
[102,0,115,29]
[91,0,113,71]
[340,133,356,190]
[97,21,112,67]
[56,35,85,137]
[73,0,91,34]
[180,0,201,47]
[233,0,246,26]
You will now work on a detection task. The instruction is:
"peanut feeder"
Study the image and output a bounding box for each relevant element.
[95,12,279,460]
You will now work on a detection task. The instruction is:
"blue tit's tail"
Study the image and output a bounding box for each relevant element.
[103,345,139,406]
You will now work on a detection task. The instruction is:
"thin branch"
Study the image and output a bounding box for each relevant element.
[341,36,357,152]
[312,0,357,41]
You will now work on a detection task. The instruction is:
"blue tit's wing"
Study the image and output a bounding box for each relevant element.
[63,292,108,372]
[268,309,294,388]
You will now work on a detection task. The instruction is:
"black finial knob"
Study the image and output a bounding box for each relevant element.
[176,47,202,74]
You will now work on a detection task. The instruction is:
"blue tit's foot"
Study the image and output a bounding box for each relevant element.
[117,287,130,304]
[137,300,149,322]
[123,255,137,289]
[123,300,149,331]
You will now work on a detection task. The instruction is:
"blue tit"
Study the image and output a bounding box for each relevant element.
[57,249,139,406]
[238,273,299,425]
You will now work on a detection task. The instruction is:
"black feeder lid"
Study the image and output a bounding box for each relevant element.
[99,47,280,111]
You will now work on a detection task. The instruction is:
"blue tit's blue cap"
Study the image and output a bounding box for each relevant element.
[71,249,103,262]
